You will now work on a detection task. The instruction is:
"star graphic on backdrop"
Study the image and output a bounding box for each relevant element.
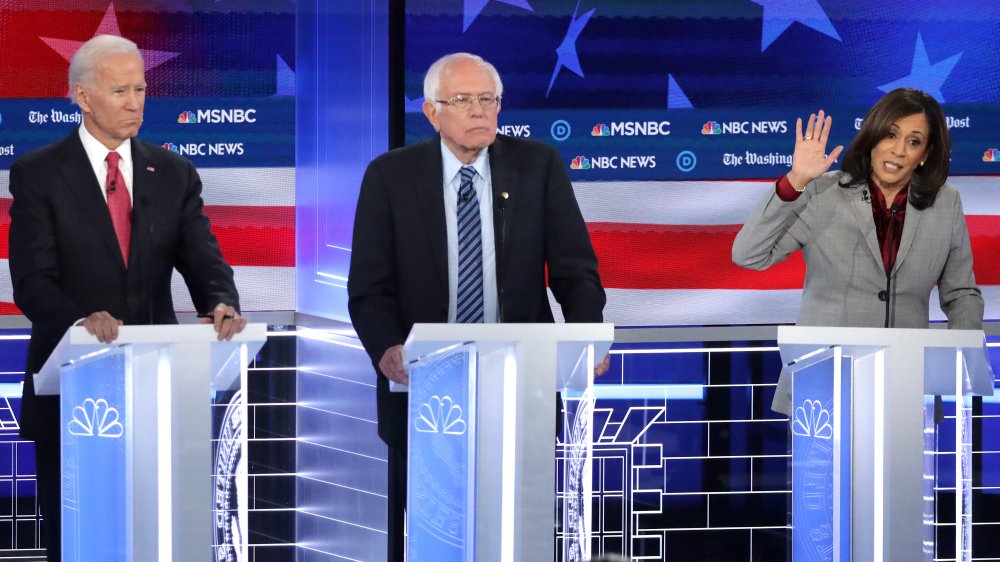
[546,1,596,96]
[404,95,425,113]
[750,0,841,52]
[877,33,961,102]
[40,2,180,92]
[667,74,693,109]
[275,54,295,96]
[463,0,534,32]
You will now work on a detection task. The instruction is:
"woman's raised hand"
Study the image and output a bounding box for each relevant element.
[787,109,844,191]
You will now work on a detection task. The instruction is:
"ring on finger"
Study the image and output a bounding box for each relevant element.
[804,135,813,140]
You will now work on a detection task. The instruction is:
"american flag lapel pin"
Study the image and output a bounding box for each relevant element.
[146,166,155,172]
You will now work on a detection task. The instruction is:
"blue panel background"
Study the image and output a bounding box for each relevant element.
[295,1,390,321]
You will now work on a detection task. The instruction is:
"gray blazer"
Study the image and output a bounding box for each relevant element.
[732,171,983,414]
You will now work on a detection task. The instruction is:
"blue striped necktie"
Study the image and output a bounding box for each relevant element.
[456,166,484,323]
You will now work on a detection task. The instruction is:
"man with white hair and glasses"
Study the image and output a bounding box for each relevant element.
[348,52,608,559]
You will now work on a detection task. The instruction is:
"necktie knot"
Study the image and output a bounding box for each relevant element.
[106,150,121,169]
[459,166,476,201]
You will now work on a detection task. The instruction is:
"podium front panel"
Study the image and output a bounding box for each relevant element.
[407,343,477,561]
[789,349,851,562]
[60,348,131,561]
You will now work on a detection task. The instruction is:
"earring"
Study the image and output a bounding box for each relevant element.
[919,161,925,166]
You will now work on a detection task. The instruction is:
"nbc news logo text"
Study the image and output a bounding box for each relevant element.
[702,120,788,135]
[162,142,245,156]
[178,109,257,124]
[497,125,531,137]
[592,121,670,137]
[570,155,657,170]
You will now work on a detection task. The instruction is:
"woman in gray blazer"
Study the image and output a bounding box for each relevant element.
[732,88,983,415]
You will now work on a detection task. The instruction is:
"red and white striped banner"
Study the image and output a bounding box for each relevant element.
[573,176,1000,326]
[0,167,296,314]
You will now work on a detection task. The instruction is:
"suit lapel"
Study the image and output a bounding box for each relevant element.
[56,131,126,270]
[892,198,920,275]
[849,183,883,270]
[488,137,517,276]
[411,138,448,291]
[129,139,159,271]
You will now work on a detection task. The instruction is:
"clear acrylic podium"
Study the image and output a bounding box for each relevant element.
[778,326,995,562]
[397,322,614,562]
[34,323,267,561]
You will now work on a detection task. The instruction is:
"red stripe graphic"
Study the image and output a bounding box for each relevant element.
[204,206,295,267]
[0,302,21,315]
[0,205,995,289]
[0,203,294,267]
[589,216,1000,290]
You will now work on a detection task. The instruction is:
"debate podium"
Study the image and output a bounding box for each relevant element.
[397,322,614,562]
[778,326,995,562]
[34,323,267,561]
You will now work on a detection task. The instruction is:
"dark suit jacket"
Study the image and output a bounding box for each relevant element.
[347,134,606,449]
[8,130,240,442]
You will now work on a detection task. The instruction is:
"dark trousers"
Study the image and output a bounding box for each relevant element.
[387,444,407,561]
[34,435,60,562]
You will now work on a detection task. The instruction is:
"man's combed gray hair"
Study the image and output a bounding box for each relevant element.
[68,34,144,103]
[423,53,503,105]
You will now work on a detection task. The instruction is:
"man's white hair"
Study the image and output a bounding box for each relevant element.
[423,53,503,105]
[69,34,144,104]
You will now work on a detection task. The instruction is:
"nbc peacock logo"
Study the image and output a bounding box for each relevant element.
[702,121,721,135]
[570,156,591,170]
[983,148,1000,162]
[177,111,198,124]
[591,124,610,137]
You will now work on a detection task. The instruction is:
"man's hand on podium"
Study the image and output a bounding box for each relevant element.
[595,353,611,377]
[81,310,124,343]
[378,346,607,383]
[380,345,408,385]
[199,303,248,341]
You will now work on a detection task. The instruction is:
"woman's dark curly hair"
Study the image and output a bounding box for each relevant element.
[839,88,950,210]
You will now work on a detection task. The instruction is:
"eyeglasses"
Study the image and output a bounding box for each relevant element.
[436,93,502,112]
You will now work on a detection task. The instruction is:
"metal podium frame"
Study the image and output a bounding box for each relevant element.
[34,323,267,562]
[398,322,614,562]
[779,326,994,562]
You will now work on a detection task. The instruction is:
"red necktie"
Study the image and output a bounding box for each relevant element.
[105,151,131,265]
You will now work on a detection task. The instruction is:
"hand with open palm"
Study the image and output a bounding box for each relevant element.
[787,109,845,191]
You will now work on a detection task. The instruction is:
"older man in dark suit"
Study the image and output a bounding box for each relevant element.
[348,52,608,560]
[7,34,246,560]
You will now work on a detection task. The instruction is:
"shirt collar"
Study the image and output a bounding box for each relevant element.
[869,179,909,214]
[440,140,488,187]
[78,123,132,166]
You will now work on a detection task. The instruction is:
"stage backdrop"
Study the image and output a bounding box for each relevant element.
[404,0,1000,326]
[0,1,296,316]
